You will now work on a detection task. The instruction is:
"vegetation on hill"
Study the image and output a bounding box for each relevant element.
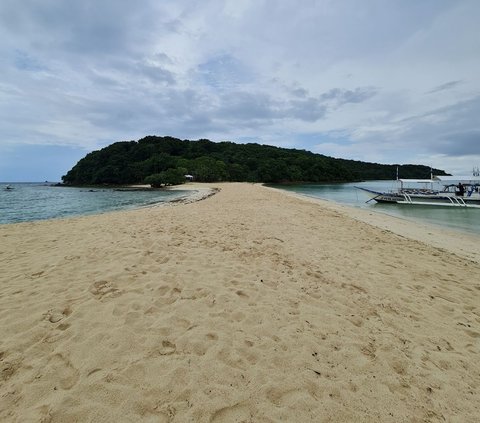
[62,136,448,186]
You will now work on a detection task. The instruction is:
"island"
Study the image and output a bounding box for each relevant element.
[61,136,448,186]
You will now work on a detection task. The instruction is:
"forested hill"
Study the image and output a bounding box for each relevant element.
[62,136,448,185]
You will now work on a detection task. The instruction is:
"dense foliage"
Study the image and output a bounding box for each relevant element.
[62,136,448,186]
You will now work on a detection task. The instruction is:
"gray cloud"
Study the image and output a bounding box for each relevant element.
[340,87,378,104]
[320,87,378,106]
[214,91,330,125]
[291,87,308,98]
[436,131,480,155]
[426,80,463,94]
[342,95,480,169]
[217,91,279,122]
[288,98,327,122]
[137,63,176,85]
[0,0,163,57]
[0,0,479,179]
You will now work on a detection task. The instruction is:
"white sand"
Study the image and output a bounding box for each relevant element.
[1,183,479,422]
[272,187,480,265]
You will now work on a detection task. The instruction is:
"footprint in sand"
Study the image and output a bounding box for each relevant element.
[210,402,250,423]
[86,368,102,378]
[157,285,170,296]
[231,311,245,322]
[390,360,408,376]
[46,311,64,323]
[206,333,218,341]
[360,341,376,360]
[48,353,79,390]
[57,323,70,331]
[235,290,249,298]
[1,356,22,381]
[64,255,81,261]
[464,329,480,338]
[154,287,182,305]
[44,305,73,324]
[158,340,176,355]
[266,387,316,408]
[90,280,122,300]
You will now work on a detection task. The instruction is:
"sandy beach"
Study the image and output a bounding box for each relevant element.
[1,182,479,422]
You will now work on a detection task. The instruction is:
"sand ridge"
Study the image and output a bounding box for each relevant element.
[0,183,479,422]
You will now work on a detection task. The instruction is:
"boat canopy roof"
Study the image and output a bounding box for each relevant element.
[398,179,435,184]
[433,175,480,183]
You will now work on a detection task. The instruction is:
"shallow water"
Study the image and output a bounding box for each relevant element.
[271,181,480,236]
[0,183,189,224]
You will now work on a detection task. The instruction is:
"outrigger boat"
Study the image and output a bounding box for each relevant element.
[356,169,480,208]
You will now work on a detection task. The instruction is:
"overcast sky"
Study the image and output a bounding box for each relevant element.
[1,0,479,181]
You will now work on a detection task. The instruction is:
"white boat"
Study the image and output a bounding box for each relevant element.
[4,184,14,191]
[356,172,480,208]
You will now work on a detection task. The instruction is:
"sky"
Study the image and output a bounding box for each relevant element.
[1,0,479,181]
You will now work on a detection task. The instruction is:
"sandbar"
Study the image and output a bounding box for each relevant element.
[1,182,479,422]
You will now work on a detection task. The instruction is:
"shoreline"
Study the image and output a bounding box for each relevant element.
[268,185,480,264]
[1,182,479,421]
[166,187,220,205]
[0,183,220,226]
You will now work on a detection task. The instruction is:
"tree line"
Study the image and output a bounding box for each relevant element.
[62,136,448,186]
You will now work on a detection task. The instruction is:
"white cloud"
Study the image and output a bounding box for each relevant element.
[0,0,479,179]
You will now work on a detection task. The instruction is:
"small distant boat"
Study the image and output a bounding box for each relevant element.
[356,170,480,208]
[4,184,14,191]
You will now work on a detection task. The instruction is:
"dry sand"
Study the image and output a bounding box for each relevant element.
[1,182,479,422]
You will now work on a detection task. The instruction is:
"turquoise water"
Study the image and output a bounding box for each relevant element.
[0,183,190,224]
[3,181,479,235]
[271,181,480,236]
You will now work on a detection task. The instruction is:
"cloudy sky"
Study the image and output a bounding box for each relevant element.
[1,0,479,181]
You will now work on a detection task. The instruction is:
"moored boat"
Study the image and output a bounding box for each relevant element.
[356,173,480,208]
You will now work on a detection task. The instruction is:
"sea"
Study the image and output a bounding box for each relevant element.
[1,181,479,235]
[270,180,480,236]
[0,182,190,225]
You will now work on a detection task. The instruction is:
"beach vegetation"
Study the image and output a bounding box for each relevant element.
[145,167,187,187]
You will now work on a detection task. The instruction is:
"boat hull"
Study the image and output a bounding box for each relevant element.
[356,187,480,208]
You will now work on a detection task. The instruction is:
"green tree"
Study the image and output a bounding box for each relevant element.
[192,157,227,182]
[145,167,187,187]
[144,173,164,188]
